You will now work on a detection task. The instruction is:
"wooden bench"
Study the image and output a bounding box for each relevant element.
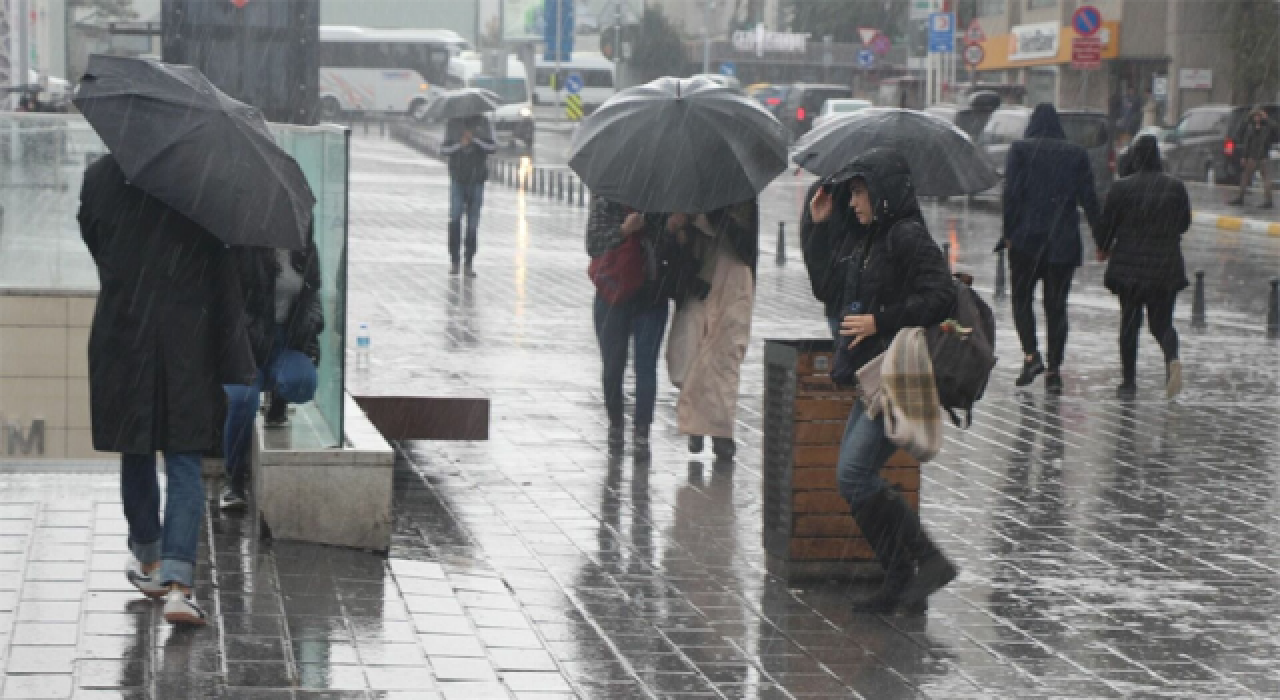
[763,339,921,582]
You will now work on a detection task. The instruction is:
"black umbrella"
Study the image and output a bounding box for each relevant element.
[73,54,314,250]
[422,88,503,121]
[792,107,999,197]
[568,76,789,213]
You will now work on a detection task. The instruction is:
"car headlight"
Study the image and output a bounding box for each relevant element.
[520,107,533,118]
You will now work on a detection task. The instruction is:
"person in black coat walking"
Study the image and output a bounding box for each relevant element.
[1095,135,1191,399]
[79,154,255,626]
[800,179,866,342]
[809,148,958,614]
[442,114,497,276]
[1002,103,1102,393]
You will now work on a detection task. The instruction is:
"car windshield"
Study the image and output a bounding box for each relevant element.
[469,76,528,105]
[831,102,868,113]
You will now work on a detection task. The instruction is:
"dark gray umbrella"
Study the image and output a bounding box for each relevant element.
[568,76,789,213]
[422,88,503,121]
[792,107,999,197]
[73,54,314,250]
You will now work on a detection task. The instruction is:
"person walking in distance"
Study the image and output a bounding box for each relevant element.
[441,114,497,276]
[1002,103,1102,394]
[810,149,957,613]
[79,155,256,626]
[1229,107,1277,209]
[1096,135,1191,399]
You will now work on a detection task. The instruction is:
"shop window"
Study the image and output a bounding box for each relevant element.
[1027,0,1056,8]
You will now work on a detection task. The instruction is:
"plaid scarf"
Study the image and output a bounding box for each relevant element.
[857,327,942,462]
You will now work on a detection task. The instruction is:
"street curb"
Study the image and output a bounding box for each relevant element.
[1193,211,1280,236]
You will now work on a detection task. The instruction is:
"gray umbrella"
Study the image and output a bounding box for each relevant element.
[568,76,789,213]
[422,88,503,121]
[792,107,999,197]
[72,54,315,250]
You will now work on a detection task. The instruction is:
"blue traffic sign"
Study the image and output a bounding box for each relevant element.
[543,0,575,61]
[565,72,583,94]
[857,50,875,68]
[928,12,955,53]
[719,61,736,77]
[1072,5,1101,37]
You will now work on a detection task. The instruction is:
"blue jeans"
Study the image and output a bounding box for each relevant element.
[121,451,203,587]
[449,181,485,263]
[593,294,669,429]
[828,316,842,345]
[223,328,318,490]
[836,399,899,512]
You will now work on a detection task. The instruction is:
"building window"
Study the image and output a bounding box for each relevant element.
[1027,0,1056,8]
[976,0,1006,17]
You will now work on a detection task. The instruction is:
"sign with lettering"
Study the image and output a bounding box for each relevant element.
[1009,22,1060,62]
[732,24,810,56]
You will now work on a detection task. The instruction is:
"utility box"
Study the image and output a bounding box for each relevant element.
[161,0,319,125]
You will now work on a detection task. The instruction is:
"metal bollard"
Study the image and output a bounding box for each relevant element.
[579,181,586,206]
[362,119,369,136]
[942,242,951,271]
[567,176,575,205]
[776,222,786,266]
[1268,278,1280,339]
[379,119,385,137]
[994,249,1007,300]
[558,172,565,201]
[1192,270,1206,329]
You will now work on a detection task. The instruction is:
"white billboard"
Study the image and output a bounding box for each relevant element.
[503,0,544,41]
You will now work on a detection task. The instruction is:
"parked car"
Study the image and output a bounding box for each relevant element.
[925,98,999,144]
[746,84,791,118]
[978,106,1115,197]
[810,98,872,131]
[1162,103,1280,185]
[780,84,854,139]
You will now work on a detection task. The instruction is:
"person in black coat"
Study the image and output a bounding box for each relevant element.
[1095,135,1191,399]
[1002,103,1101,393]
[220,236,325,510]
[800,179,865,342]
[441,114,497,276]
[79,154,255,625]
[808,148,957,614]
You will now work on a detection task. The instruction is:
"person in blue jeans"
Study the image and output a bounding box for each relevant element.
[441,114,496,277]
[79,155,257,626]
[221,241,324,511]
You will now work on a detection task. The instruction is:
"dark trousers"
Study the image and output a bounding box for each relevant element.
[1119,290,1179,384]
[1009,248,1075,371]
[593,294,669,430]
[1237,158,1274,205]
[449,181,485,263]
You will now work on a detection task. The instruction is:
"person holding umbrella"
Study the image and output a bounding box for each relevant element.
[810,148,957,614]
[75,55,314,626]
[431,89,501,277]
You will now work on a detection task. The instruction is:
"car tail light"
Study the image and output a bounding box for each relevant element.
[1225,139,1236,156]
[766,97,781,106]
[797,107,806,121]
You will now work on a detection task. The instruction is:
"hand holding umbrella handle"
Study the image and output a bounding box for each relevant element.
[810,188,834,223]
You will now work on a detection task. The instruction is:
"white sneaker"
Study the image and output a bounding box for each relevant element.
[163,589,208,627]
[125,560,167,599]
[1166,360,1183,399]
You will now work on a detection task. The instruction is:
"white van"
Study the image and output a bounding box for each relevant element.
[533,53,616,109]
[446,52,536,148]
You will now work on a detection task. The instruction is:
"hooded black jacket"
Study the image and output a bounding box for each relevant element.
[818,149,956,381]
[1095,135,1191,296]
[801,180,866,319]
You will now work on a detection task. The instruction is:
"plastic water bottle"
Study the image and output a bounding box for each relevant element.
[356,323,371,370]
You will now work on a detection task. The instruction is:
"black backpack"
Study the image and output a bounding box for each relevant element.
[926,275,997,428]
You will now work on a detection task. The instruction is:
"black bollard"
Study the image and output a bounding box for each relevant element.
[567,176,575,205]
[994,249,1007,301]
[558,172,565,201]
[942,242,951,271]
[1192,270,1206,329]
[1268,278,1280,339]
[379,119,385,137]
[362,118,369,136]
[579,181,586,207]
[776,222,786,266]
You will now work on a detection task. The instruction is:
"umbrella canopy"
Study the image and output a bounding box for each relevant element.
[792,107,999,197]
[568,76,789,213]
[423,88,503,121]
[73,54,315,250]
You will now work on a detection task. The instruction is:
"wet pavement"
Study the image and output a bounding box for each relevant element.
[3,132,1280,698]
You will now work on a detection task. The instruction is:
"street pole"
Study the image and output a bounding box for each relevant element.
[555,0,562,111]
[18,0,30,101]
[702,0,716,74]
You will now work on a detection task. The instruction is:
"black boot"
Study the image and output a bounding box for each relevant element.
[712,437,736,460]
[882,489,958,605]
[850,490,914,614]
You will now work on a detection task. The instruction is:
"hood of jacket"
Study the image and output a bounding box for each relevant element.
[1128,134,1162,173]
[823,147,921,231]
[1024,103,1067,140]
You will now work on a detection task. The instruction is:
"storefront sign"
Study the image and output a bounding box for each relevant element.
[1179,69,1212,90]
[1071,37,1101,70]
[1009,22,1060,62]
[0,418,45,457]
[732,25,810,56]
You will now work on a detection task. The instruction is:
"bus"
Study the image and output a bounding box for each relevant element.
[532,53,616,109]
[318,26,472,120]
[446,53,536,148]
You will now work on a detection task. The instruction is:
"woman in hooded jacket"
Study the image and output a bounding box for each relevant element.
[1095,134,1191,399]
[809,148,958,614]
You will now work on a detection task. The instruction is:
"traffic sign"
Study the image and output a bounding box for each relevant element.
[1071,37,1102,70]
[719,61,736,77]
[1072,5,1102,37]
[858,28,878,45]
[565,94,583,121]
[565,72,583,94]
[928,13,955,53]
[963,43,984,67]
[870,34,892,56]
[857,50,875,69]
[965,19,985,45]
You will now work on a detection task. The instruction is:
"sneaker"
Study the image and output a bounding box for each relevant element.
[163,588,208,627]
[126,560,167,599]
[219,485,248,513]
[1045,372,1063,395]
[464,262,477,278]
[1015,354,1045,387]
[449,262,461,276]
[264,397,289,428]
[1166,360,1183,399]
[1116,383,1138,399]
[688,435,705,453]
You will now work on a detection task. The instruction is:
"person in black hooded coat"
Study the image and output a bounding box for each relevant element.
[1095,134,1190,399]
[808,148,958,614]
[800,179,866,341]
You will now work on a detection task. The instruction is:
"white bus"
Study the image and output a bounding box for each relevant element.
[532,53,616,109]
[445,52,536,148]
[318,26,472,120]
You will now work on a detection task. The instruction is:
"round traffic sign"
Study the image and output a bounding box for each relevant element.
[565,72,583,94]
[963,43,984,67]
[857,49,875,68]
[1072,5,1101,37]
